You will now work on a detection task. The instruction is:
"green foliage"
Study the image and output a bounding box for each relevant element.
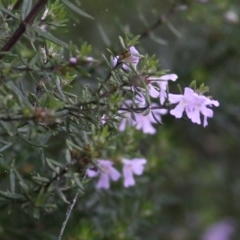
[0,0,166,227]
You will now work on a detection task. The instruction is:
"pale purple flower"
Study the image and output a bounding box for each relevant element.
[87,160,121,189]
[201,218,236,240]
[122,158,147,187]
[69,57,77,64]
[169,87,219,127]
[86,56,94,62]
[119,94,167,134]
[112,46,140,70]
[224,10,239,23]
[39,24,47,32]
[100,115,107,125]
[148,84,160,98]
[134,105,167,134]
[147,74,178,104]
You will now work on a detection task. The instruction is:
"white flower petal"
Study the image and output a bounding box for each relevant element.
[97,173,110,189]
[160,90,167,104]
[170,103,185,118]
[109,166,121,181]
[148,85,159,98]
[87,168,99,178]
[168,94,183,104]
[159,74,178,81]
[123,164,135,187]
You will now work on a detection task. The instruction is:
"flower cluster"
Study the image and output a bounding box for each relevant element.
[87,158,146,189]
[116,46,219,133]
[119,94,167,134]
[89,46,220,190]
[169,87,220,127]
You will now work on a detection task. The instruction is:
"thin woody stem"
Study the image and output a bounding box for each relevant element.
[58,192,79,240]
[97,61,122,94]
[139,1,182,40]
[0,0,49,59]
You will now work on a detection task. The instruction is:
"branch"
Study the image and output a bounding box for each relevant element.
[0,116,34,121]
[0,0,49,59]
[58,192,79,240]
[139,1,183,40]
[97,60,122,94]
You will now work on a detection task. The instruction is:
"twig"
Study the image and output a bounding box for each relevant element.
[139,17,165,40]
[58,192,79,240]
[0,116,34,121]
[44,168,67,191]
[97,61,121,94]
[139,1,182,40]
[0,0,49,59]
[34,167,67,193]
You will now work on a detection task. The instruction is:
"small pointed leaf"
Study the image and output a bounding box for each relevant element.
[61,0,94,19]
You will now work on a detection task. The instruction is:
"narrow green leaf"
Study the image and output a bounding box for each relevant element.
[189,80,197,89]
[127,35,141,46]
[46,158,58,172]
[32,176,50,183]
[6,81,32,108]
[152,111,162,124]
[69,121,89,131]
[18,132,47,148]
[46,158,64,168]
[149,32,168,45]
[119,36,126,49]
[56,187,70,204]
[65,149,71,164]
[19,181,29,193]
[40,204,57,209]
[98,24,110,46]
[0,190,25,200]
[55,109,69,117]
[61,0,94,19]
[73,174,84,192]
[21,202,31,209]
[10,170,15,193]
[62,91,78,98]
[55,76,66,101]
[102,54,112,68]
[13,169,29,192]
[0,142,12,153]
[165,19,182,38]
[130,111,136,122]
[66,139,83,152]
[46,95,65,110]
[39,131,52,145]
[0,6,20,20]
[0,121,17,137]
[29,53,39,66]
[21,0,32,19]
[33,27,69,48]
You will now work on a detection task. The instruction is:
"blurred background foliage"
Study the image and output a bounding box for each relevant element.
[1,0,240,239]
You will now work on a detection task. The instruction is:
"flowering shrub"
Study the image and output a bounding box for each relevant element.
[85,44,219,189]
[0,0,219,207]
[0,0,222,239]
